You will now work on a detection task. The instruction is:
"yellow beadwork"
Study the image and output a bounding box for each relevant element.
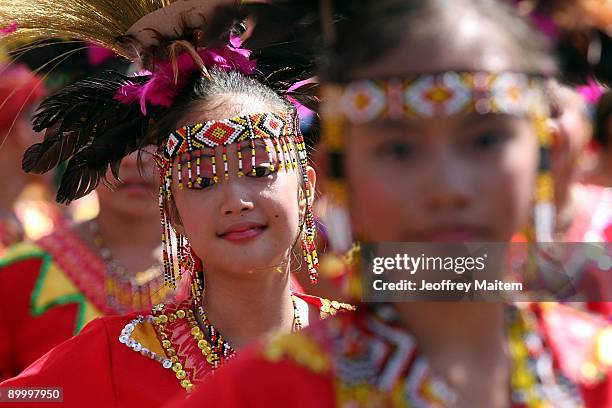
[596,328,612,366]
[319,298,357,319]
[151,304,198,392]
[264,332,330,373]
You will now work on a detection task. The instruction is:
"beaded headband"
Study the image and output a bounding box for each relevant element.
[325,72,549,122]
[321,71,554,249]
[158,111,319,295]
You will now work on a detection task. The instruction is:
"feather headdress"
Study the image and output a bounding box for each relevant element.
[0,0,238,62]
[0,0,320,202]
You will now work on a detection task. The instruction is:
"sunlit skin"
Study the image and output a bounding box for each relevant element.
[339,12,553,407]
[168,95,319,348]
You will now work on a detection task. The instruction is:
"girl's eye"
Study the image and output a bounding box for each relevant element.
[191,177,215,190]
[471,131,509,151]
[375,141,414,160]
[247,165,274,178]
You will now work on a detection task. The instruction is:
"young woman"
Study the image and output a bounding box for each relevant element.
[0,0,352,405]
[0,151,168,380]
[184,1,611,407]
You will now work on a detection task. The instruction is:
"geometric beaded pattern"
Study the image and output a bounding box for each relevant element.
[332,72,549,123]
[163,112,292,162]
[263,303,585,408]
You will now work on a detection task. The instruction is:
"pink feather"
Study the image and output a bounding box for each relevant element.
[87,43,116,67]
[576,78,606,105]
[0,21,17,36]
[114,46,256,115]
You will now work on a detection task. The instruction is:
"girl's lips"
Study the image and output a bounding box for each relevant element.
[419,226,485,242]
[117,182,153,195]
[219,224,267,242]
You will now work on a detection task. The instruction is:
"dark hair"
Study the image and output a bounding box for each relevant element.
[153,69,309,227]
[151,69,290,146]
[594,91,612,147]
[324,0,555,81]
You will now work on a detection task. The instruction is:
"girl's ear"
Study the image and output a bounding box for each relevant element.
[298,165,317,220]
[305,165,317,202]
[165,197,186,236]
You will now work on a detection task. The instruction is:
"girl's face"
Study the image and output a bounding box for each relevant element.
[346,114,538,242]
[343,28,542,242]
[171,125,315,277]
[96,150,159,219]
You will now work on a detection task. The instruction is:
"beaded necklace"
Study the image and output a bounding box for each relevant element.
[193,294,304,370]
[88,219,168,313]
[120,294,304,392]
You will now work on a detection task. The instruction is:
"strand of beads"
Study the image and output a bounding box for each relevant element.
[119,315,174,369]
[194,305,235,369]
[193,294,304,369]
[291,294,303,331]
[151,304,195,391]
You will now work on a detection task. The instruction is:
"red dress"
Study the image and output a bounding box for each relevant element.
[179,302,611,408]
[0,224,170,380]
[0,293,355,407]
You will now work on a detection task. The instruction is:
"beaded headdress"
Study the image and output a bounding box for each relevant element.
[158,110,319,296]
[1,0,320,295]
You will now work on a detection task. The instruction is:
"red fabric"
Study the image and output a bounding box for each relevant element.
[0,293,335,405]
[605,224,612,242]
[168,349,336,408]
[170,305,611,408]
[0,257,79,380]
[535,304,612,406]
[587,302,612,319]
[0,315,184,407]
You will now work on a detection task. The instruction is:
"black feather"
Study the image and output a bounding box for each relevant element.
[24,72,150,173]
[208,1,323,96]
[54,115,151,203]
[284,81,318,107]
[22,70,153,203]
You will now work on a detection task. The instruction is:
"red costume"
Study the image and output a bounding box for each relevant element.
[0,293,354,407]
[0,223,170,380]
[180,302,611,408]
